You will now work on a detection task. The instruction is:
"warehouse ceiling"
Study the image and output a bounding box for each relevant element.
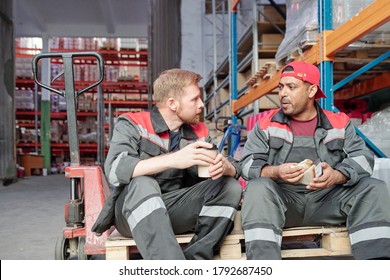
[13,0,149,38]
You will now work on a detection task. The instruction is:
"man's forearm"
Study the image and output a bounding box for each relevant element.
[260,165,280,180]
[225,161,238,177]
[132,154,173,177]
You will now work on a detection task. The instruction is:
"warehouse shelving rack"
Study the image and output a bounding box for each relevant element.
[202,0,287,153]
[232,0,390,110]
[15,38,149,170]
[210,0,389,157]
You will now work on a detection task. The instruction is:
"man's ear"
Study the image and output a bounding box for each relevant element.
[167,98,177,111]
[308,84,318,99]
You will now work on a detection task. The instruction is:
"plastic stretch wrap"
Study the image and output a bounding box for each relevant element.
[275,0,317,63]
[358,106,390,158]
[276,0,390,64]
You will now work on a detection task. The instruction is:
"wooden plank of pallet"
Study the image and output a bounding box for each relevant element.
[322,231,351,254]
[282,226,348,237]
[106,232,194,246]
[105,211,351,260]
[105,226,351,260]
[216,248,352,260]
[282,248,338,258]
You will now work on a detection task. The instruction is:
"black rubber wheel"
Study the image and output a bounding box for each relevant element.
[54,234,70,260]
[77,237,89,260]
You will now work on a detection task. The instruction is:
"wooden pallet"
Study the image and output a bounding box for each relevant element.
[245,62,278,88]
[105,213,352,260]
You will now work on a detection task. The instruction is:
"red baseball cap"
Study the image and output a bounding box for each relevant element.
[280,61,326,99]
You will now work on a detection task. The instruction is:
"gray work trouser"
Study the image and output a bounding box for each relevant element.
[114,176,242,260]
[241,177,390,260]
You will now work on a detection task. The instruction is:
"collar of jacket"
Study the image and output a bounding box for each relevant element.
[271,102,333,130]
[150,106,199,139]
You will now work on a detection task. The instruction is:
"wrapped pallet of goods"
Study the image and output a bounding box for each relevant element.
[275,0,390,64]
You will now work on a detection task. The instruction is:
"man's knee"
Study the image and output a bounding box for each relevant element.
[359,177,389,197]
[127,176,161,195]
[223,177,243,200]
[245,177,275,197]
[131,175,159,187]
[118,176,163,211]
[363,177,390,206]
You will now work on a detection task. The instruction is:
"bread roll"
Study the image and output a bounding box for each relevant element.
[292,159,315,185]
[295,159,313,170]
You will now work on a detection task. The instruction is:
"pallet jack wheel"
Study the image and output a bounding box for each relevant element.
[54,234,89,260]
[54,234,71,260]
[77,237,89,260]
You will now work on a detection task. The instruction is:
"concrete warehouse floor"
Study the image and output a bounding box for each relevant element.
[0,174,74,260]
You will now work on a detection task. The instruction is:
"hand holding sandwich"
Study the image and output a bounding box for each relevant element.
[260,162,306,184]
[306,162,348,190]
[261,159,347,188]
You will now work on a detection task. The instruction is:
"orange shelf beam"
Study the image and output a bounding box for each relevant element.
[233,75,279,114]
[231,0,240,12]
[334,72,390,100]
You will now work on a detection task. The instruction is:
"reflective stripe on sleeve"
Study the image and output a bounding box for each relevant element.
[242,158,254,179]
[349,226,390,245]
[199,205,236,221]
[108,151,128,187]
[244,228,282,246]
[350,155,373,174]
[127,196,166,231]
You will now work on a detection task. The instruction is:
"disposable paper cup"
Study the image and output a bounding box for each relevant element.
[197,147,218,178]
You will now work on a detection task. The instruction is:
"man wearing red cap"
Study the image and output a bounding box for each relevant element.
[240,61,390,259]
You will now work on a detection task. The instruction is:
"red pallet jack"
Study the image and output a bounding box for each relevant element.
[32,52,112,259]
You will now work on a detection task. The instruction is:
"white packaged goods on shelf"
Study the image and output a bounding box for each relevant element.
[50,37,98,50]
[15,37,42,49]
[333,0,390,31]
[97,38,119,50]
[358,106,390,158]
[15,57,33,79]
[275,0,318,63]
[139,67,148,82]
[50,94,59,112]
[275,0,390,64]
[15,89,34,110]
[120,38,138,50]
[372,158,390,193]
[105,65,119,82]
[50,64,63,81]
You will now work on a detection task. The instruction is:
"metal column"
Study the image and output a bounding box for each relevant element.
[229,0,239,156]
[318,0,334,111]
[40,36,52,170]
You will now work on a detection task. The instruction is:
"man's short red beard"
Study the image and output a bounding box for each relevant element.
[187,114,200,125]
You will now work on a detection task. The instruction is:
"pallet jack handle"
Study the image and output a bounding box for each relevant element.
[32,52,104,167]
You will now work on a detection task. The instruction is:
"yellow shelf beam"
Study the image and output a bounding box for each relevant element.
[232,0,390,114]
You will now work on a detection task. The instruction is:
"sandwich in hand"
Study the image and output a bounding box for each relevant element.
[291,159,316,185]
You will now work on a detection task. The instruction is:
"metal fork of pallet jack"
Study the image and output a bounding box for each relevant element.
[32,52,104,258]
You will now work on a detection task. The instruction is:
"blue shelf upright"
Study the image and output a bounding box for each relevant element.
[318,0,388,157]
